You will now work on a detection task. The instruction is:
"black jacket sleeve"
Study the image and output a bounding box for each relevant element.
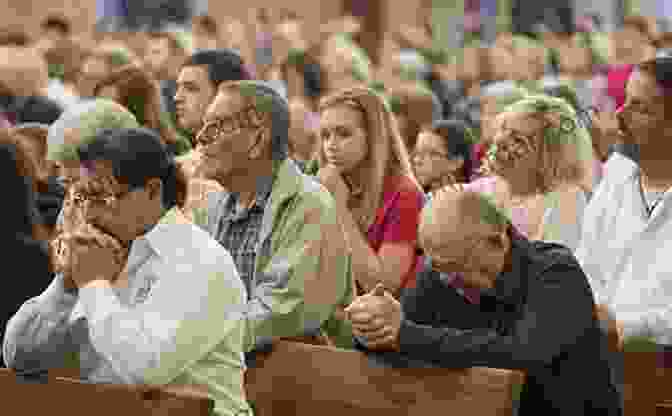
[398,263,595,371]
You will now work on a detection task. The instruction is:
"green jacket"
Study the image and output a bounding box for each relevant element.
[200,159,355,350]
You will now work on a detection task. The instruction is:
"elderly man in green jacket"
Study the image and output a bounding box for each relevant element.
[194,80,355,352]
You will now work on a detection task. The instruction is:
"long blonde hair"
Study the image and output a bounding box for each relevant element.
[318,87,420,231]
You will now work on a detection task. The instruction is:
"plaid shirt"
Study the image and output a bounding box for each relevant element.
[212,182,273,298]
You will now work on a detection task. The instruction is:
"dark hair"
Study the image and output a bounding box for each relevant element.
[0,132,45,239]
[281,51,324,106]
[182,49,251,89]
[636,56,672,112]
[41,15,71,36]
[77,128,188,209]
[93,64,182,150]
[192,15,219,36]
[423,119,475,182]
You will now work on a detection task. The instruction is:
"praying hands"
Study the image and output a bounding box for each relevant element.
[345,283,403,351]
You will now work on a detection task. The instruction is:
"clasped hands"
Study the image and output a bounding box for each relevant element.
[59,230,124,289]
[344,283,403,351]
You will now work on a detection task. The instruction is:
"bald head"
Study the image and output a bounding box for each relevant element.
[419,189,510,254]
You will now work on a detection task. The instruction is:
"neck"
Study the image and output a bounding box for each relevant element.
[223,159,274,207]
[501,171,540,199]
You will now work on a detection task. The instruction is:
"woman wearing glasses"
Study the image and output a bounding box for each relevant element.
[412,119,475,196]
[467,94,593,252]
[316,87,425,298]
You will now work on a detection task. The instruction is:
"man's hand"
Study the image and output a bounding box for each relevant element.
[66,231,124,288]
[345,283,402,351]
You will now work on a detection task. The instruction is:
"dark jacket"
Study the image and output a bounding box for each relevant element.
[0,95,63,125]
[392,234,621,416]
[1,234,52,366]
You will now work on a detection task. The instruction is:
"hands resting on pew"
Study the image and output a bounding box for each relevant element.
[344,283,402,351]
[345,284,626,354]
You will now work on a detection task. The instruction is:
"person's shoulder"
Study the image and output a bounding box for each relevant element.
[149,210,235,270]
[527,239,584,275]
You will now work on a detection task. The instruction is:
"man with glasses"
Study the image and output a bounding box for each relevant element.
[346,189,622,416]
[4,128,253,415]
[195,80,355,352]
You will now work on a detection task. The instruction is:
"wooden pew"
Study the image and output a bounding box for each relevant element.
[0,368,213,416]
[624,352,672,416]
[245,340,524,416]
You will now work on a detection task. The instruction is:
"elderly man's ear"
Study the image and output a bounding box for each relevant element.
[485,230,510,253]
[249,128,271,159]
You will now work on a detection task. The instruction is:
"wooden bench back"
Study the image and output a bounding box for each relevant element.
[0,368,213,416]
[245,340,524,416]
[1,340,525,416]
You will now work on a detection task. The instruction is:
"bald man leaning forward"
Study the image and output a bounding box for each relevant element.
[346,189,622,416]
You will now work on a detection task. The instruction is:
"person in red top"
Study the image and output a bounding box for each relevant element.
[316,87,424,298]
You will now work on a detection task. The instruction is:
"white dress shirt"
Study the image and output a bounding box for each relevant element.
[3,208,252,416]
[576,153,672,344]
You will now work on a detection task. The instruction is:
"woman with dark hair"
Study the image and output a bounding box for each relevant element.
[93,64,191,156]
[412,119,475,195]
[0,132,53,364]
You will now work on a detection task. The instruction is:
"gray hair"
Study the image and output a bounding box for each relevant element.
[231,81,290,163]
[46,98,139,162]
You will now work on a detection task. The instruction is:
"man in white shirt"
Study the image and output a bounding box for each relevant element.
[577,56,672,347]
[3,128,252,416]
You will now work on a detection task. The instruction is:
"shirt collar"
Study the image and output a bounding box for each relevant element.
[136,207,190,260]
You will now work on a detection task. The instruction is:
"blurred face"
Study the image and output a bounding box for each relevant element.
[488,111,543,177]
[145,37,173,76]
[319,104,369,175]
[423,205,509,290]
[195,89,267,185]
[175,65,217,133]
[289,99,318,160]
[480,96,502,142]
[618,70,671,150]
[413,131,463,187]
[74,160,160,243]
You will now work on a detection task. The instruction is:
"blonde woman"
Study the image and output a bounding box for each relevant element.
[467,94,594,251]
[316,87,425,298]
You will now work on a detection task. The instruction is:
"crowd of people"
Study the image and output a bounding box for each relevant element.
[0,9,671,416]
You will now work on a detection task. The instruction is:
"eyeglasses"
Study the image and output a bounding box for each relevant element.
[195,105,267,147]
[71,175,135,207]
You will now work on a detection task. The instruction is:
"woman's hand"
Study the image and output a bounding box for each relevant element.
[317,165,351,207]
